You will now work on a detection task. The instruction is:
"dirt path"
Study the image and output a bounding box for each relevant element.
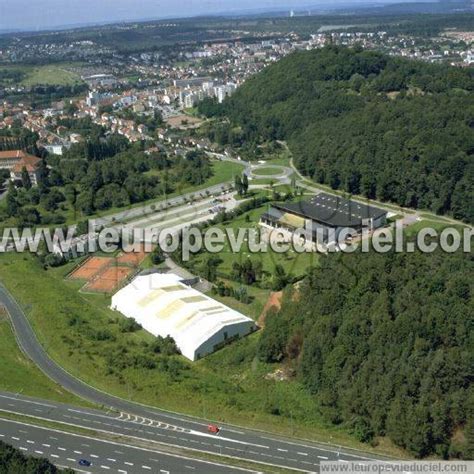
[258,291,282,328]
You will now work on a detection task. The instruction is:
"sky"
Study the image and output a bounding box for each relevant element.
[0,0,430,33]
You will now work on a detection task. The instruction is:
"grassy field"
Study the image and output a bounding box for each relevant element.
[0,309,87,405]
[188,206,320,280]
[249,178,281,186]
[252,166,286,177]
[0,251,403,455]
[209,281,271,321]
[0,64,83,87]
[404,219,467,238]
[21,65,83,87]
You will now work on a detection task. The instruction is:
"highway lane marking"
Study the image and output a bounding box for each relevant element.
[114,450,124,454]
[142,466,152,470]
[67,458,75,462]
[58,447,66,451]
[0,417,288,472]
[69,408,116,418]
[90,454,99,458]
[278,448,288,452]
[185,466,196,470]
[5,404,261,456]
[226,447,244,452]
[192,430,271,449]
[51,454,59,458]
[0,394,56,409]
[107,457,117,462]
[26,440,35,444]
[68,408,187,438]
[224,428,245,435]
[35,450,44,454]
[74,450,82,454]
[42,443,51,447]
[11,436,19,440]
[318,456,328,460]
[298,452,308,456]
[124,462,134,466]
[260,435,381,462]
[118,471,128,474]
[19,447,28,451]
[100,465,110,470]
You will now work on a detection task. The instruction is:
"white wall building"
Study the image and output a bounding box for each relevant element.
[214,83,237,103]
[111,273,257,361]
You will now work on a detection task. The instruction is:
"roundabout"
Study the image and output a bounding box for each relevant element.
[245,163,294,184]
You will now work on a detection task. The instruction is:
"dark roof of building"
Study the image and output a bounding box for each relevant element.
[273,193,387,228]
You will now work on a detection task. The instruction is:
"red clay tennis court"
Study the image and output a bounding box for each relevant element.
[69,256,111,280]
[84,266,134,293]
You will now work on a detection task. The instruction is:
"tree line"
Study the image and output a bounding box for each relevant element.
[0,440,74,473]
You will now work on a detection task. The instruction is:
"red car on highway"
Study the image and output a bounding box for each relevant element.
[207,424,220,434]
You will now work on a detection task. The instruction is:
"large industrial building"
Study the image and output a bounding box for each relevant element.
[111,273,256,361]
[260,192,387,248]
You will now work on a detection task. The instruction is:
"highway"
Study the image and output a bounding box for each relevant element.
[0,283,387,472]
[0,418,252,474]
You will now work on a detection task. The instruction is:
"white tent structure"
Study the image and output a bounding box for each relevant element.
[111,273,256,361]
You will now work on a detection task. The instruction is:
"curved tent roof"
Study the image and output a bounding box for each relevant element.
[111,273,255,360]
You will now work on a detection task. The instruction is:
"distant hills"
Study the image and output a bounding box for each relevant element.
[266,0,473,16]
[0,0,471,35]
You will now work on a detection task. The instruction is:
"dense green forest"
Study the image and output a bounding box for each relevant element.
[258,248,473,458]
[0,441,73,473]
[203,46,474,223]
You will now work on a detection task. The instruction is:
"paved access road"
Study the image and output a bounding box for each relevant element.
[92,183,233,230]
[0,284,388,472]
[0,418,251,474]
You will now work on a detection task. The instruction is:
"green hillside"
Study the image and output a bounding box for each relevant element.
[258,248,473,458]
[209,46,474,223]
